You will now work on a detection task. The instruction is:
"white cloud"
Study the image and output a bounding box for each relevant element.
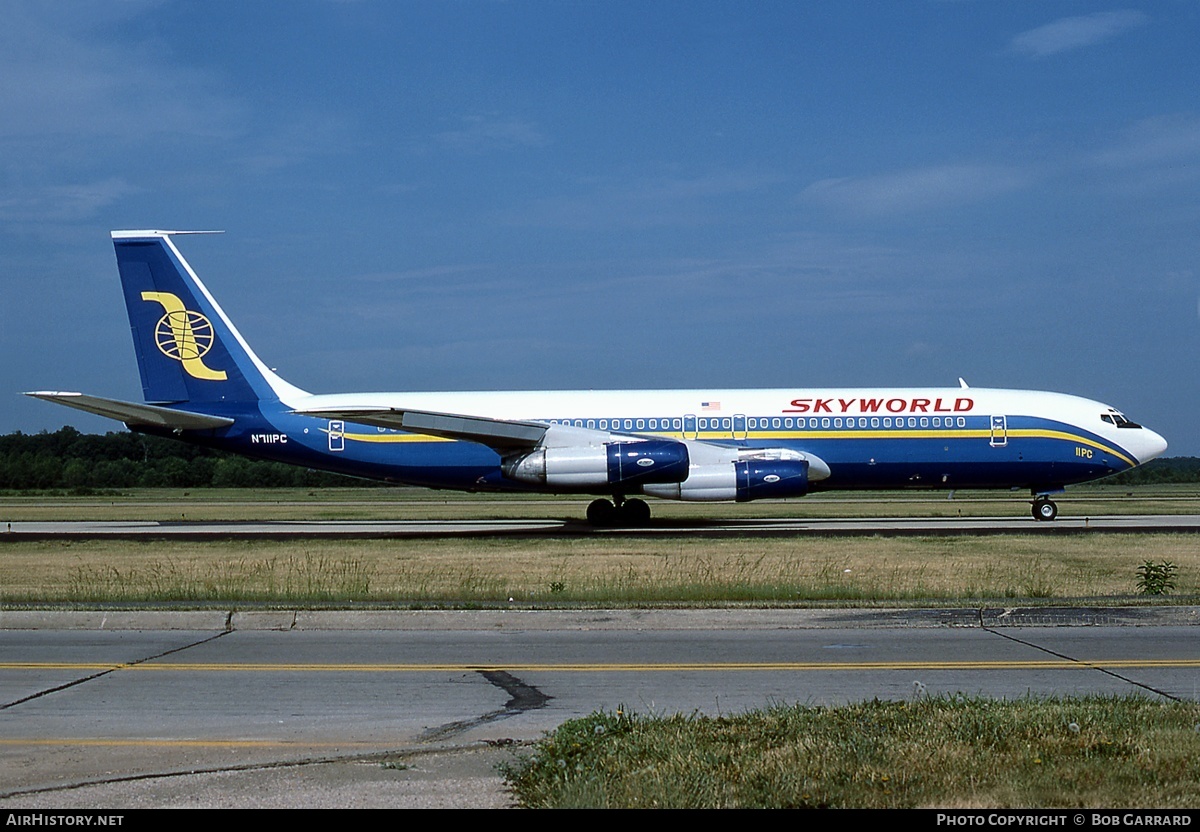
[233,111,358,174]
[503,171,779,230]
[434,115,549,153]
[0,178,138,222]
[0,2,353,223]
[1011,10,1147,58]
[1089,114,1200,169]
[0,3,242,143]
[799,164,1031,217]
[353,263,492,284]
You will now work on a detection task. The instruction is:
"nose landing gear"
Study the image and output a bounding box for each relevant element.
[1032,496,1058,521]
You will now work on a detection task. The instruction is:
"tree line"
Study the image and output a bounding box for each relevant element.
[0,427,367,490]
[0,426,1195,491]
[1106,455,1200,485]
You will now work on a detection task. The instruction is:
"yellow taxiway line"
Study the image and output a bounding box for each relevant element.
[4,659,1200,672]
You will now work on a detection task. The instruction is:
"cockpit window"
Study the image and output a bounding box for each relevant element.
[1102,411,1142,429]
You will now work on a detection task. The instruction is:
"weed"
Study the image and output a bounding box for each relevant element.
[1136,560,1178,595]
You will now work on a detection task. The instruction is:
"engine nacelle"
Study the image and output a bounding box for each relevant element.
[644,458,810,502]
[502,439,690,489]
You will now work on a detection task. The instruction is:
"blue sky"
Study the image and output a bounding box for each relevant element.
[3,2,1199,453]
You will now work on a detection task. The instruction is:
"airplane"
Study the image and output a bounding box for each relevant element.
[27,229,1168,526]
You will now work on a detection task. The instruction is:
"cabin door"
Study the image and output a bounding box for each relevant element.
[989,415,1008,447]
[328,420,345,452]
[733,414,748,441]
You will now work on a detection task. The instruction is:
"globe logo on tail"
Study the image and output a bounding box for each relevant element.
[141,291,228,381]
[155,310,216,361]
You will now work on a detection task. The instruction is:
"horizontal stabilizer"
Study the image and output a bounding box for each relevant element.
[295,406,548,450]
[24,392,235,430]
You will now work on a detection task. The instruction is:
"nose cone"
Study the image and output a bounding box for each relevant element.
[1137,428,1168,464]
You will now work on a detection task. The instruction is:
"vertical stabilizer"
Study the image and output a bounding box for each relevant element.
[112,230,307,405]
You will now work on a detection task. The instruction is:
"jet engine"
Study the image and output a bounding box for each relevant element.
[644,456,813,502]
[502,439,690,489]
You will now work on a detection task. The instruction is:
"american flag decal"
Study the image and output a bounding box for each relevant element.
[701,401,721,411]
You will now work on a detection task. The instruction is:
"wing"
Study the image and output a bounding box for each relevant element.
[24,392,235,430]
[292,405,550,452]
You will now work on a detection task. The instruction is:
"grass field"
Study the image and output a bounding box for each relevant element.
[1,482,1199,522]
[2,532,1197,605]
[1,486,1196,605]
[503,695,1200,808]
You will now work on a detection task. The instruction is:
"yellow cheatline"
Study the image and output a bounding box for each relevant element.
[1008,429,1135,467]
[317,426,452,443]
[727,428,1135,468]
[338,431,453,444]
[323,426,1134,465]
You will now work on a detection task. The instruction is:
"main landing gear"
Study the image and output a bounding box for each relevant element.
[587,495,651,527]
[1032,496,1058,522]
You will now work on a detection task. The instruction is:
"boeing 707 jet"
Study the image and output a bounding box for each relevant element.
[28,230,1168,525]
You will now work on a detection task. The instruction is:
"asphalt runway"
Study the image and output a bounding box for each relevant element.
[1,608,1198,807]
[5,514,1200,539]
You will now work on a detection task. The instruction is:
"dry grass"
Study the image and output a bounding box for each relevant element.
[1,534,1197,604]
[1,483,1199,521]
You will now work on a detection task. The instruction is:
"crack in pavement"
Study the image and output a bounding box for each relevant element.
[0,740,524,802]
[0,649,549,799]
[0,631,232,711]
[978,610,1183,702]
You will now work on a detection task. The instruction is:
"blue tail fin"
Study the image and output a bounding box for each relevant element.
[112,230,307,405]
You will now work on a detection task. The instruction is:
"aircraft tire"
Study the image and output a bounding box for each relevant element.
[1032,498,1058,522]
[587,498,616,526]
[620,498,651,527]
